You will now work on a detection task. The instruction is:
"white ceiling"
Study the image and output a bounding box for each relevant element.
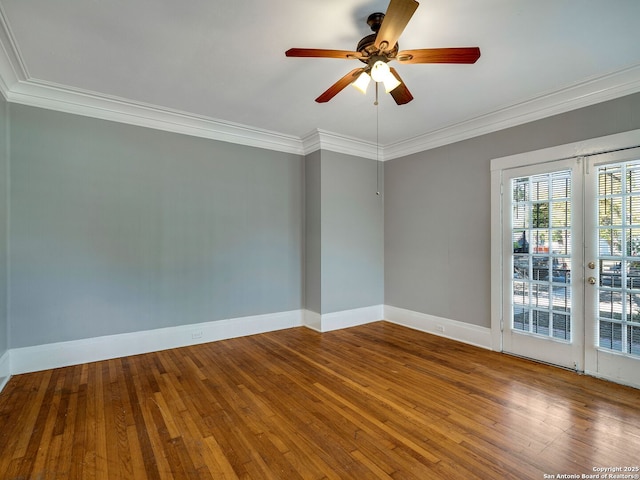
[1,0,640,157]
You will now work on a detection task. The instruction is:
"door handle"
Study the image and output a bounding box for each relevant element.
[588,276,596,285]
[588,261,596,269]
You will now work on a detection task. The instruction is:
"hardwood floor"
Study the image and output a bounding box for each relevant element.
[0,322,639,479]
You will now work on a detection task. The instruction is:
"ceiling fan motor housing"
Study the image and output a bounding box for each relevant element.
[366,12,385,32]
[357,13,399,63]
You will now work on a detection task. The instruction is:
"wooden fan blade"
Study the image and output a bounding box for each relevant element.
[286,48,362,60]
[315,68,365,103]
[374,0,419,52]
[389,68,413,105]
[396,47,481,64]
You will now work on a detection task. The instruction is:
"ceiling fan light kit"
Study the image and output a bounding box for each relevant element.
[350,58,400,95]
[285,0,481,105]
[370,59,401,93]
[351,71,372,94]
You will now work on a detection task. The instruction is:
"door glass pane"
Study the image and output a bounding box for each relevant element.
[628,324,640,355]
[596,161,640,357]
[511,171,572,341]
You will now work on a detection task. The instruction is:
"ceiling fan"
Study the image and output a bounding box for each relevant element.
[285,0,480,105]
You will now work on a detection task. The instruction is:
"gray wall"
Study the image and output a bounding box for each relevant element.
[6,89,639,350]
[385,92,640,329]
[304,150,384,315]
[320,151,384,314]
[304,151,321,314]
[9,105,303,348]
[0,96,7,360]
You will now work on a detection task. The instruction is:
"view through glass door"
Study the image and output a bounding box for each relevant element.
[502,159,584,370]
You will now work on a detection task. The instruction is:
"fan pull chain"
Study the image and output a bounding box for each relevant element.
[375,82,381,196]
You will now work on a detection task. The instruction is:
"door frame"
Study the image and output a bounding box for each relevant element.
[490,130,640,385]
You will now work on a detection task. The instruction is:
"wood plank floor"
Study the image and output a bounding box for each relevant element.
[1,322,639,479]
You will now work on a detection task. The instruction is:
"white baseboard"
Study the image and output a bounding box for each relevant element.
[583,368,640,391]
[322,305,384,332]
[6,306,638,392]
[0,350,10,394]
[303,305,384,333]
[384,305,493,350]
[6,305,490,376]
[10,310,303,375]
[302,310,322,332]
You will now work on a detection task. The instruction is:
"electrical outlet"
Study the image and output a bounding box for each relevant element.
[436,325,445,333]
[191,330,203,340]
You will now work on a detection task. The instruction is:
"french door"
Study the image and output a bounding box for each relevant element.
[502,158,584,371]
[583,148,640,385]
[501,147,640,387]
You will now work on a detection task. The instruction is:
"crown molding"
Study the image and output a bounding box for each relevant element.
[384,63,640,161]
[7,79,306,155]
[0,3,27,98]
[302,129,379,160]
[2,64,638,162]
